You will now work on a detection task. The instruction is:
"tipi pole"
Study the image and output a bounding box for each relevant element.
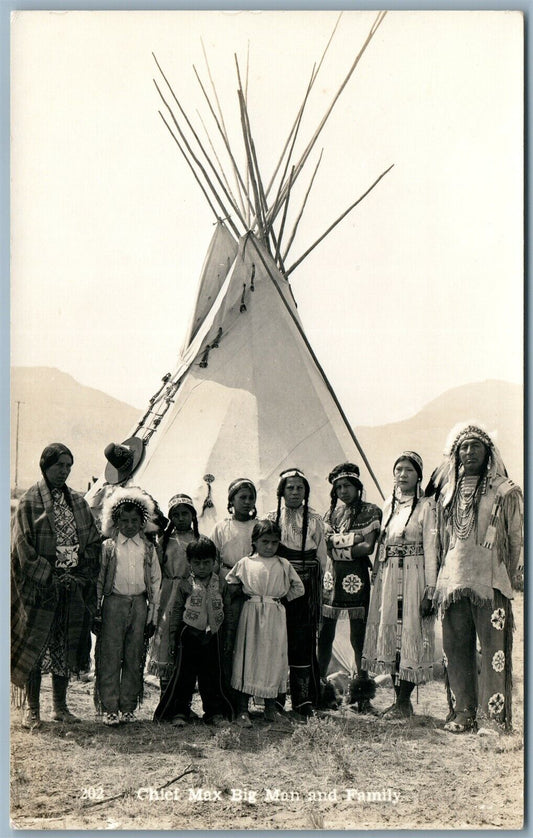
[157,101,240,237]
[286,163,394,276]
[235,58,271,241]
[196,110,244,219]
[158,111,222,224]
[274,165,295,266]
[193,65,254,220]
[237,89,268,241]
[153,61,247,230]
[282,149,323,262]
[200,40,248,221]
[248,236,385,500]
[266,64,315,203]
[265,11,342,202]
[271,10,387,226]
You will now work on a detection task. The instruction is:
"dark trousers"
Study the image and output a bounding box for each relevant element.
[154,626,231,722]
[442,593,512,728]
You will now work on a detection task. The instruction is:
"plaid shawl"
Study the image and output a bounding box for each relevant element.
[11,479,101,687]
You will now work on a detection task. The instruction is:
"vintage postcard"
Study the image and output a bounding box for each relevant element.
[10,10,523,830]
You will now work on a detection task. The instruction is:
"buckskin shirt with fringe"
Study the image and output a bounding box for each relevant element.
[435,473,523,730]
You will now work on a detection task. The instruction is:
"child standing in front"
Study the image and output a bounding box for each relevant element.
[94,487,162,725]
[153,537,234,728]
[148,494,201,694]
[226,520,305,727]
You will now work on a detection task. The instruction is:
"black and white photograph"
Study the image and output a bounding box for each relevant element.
[10,9,523,830]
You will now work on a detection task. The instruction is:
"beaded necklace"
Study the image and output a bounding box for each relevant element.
[451,475,486,540]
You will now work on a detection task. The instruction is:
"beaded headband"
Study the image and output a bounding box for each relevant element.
[279,468,306,480]
[227,478,257,501]
[329,469,361,485]
[450,425,493,456]
[168,494,196,515]
[101,486,157,537]
[111,497,149,523]
[394,451,423,478]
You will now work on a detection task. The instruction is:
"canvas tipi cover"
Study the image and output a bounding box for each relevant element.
[88,223,382,524]
[87,16,390,672]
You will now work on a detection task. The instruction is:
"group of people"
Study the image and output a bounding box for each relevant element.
[11,422,523,738]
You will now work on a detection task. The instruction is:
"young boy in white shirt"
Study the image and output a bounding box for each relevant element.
[94,486,161,725]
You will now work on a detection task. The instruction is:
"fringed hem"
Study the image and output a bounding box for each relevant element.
[398,664,434,685]
[437,588,493,615]
[443,667,454,723]
[503,599,514,730]
[93,633,103,714]
[323,605,365,620]
[147,660,174,680]
[232,681,287,700]
[11,684,26,709]
[361,658,395,678]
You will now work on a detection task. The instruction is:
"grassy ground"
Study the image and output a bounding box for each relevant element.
[10,594,523,830]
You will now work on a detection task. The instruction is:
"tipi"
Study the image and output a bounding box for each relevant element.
[87,13,390,670]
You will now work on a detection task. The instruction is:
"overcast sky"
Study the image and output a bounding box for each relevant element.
[11,9,523,427]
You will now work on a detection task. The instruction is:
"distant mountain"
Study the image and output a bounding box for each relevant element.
[354,379,523,496]
[11,369,523,497]
[11,367,139,493]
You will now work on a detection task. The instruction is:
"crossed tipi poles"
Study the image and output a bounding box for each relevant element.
[90,12,392,509]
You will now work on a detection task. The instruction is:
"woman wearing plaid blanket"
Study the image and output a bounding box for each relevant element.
[11,443,101,729]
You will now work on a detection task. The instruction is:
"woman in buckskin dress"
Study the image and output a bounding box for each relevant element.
[362,451,438,718]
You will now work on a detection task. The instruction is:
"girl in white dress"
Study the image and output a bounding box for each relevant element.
[226,520,304,726]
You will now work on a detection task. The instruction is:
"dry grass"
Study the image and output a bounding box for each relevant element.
[10,594,524,830]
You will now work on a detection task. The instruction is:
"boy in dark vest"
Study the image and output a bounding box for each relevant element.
[153,537,234,727]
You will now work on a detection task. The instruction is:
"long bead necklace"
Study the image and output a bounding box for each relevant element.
[451,475,485,540]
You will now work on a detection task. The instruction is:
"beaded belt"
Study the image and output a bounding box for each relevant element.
[246,595,282,604]
[386,544,423,558]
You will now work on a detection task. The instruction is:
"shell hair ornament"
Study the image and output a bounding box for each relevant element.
[101,485,158,537]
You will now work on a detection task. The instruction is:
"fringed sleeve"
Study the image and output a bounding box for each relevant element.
[147,544,162,623]
[168,580,188,644]
[421,497,438,595]
[313,517,328,573]
[499,487,524,585]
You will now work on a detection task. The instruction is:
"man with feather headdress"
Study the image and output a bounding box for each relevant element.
[432,423,523,734]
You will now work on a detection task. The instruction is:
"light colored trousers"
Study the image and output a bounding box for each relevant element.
[99,593,147,714]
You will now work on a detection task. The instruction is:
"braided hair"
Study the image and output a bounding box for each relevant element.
[161,500,200,565]
[328,484,363,528]
[227,478,257,519]
[446,441,489,525]
[275,470,311,556]
[381,454,423,542]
